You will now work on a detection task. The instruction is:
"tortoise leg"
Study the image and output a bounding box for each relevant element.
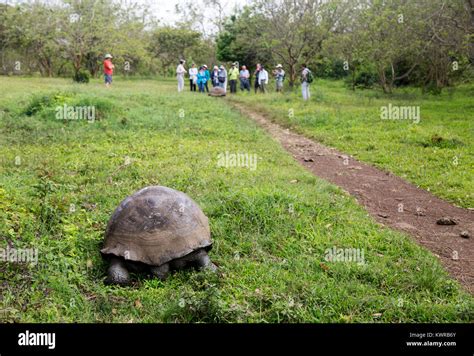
[150,263,170,281]
[194,249,218,272]
[106,257,130,285]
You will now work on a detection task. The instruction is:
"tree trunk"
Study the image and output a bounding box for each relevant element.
[39,58,53,77]
[351,69,356,91]
[289,63,296,88]
[467,0,474,62]
[73,53,83,75]
[379,69,392,94]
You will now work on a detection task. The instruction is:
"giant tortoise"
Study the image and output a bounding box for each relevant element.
[101,186,216,285]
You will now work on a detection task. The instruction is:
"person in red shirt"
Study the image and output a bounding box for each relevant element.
[103,54,114,87]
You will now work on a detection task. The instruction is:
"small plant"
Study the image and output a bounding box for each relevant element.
[32,173,62,235]
[71,97,115,120]
[422,135,465,149]
[23,92,73,116]
[23,95,55,116]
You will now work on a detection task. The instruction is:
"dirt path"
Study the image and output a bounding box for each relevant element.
[231,102,474,294]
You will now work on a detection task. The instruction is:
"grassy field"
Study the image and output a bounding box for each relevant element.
[0,76,472,322]
[229,80,474,208]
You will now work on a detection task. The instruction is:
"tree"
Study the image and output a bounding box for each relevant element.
[216,8,271,70]
[175,0,229,37]
[417,0,473,91]
[250,0,346,87]
[149,27,202,75]
[105,3,154,76]
[22,2,64,77]
[57,0,119,79]
[0,3,22,74]
[349,0,471,93]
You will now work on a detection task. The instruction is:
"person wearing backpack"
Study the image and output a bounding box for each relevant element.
[301,64,313,101]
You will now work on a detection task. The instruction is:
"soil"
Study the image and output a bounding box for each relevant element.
[232,102,474,294]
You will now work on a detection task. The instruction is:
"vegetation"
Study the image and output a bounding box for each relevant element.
[229,79,474,208]
[0,0,210,78]
[216,0,473,92]
[1,0,472,93]
[0,77,473,322]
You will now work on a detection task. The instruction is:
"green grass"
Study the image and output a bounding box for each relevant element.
[0,76,472,322]
[229,79,474,208]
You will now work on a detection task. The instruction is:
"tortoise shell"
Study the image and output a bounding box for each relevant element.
[101,186,212,266]
[208,87,226,97]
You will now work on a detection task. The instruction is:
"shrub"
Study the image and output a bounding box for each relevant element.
[23,92,72,116]
[345,69,377,89]
[73,70,90,83]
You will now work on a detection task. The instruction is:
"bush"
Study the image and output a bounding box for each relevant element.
[73,70,90,83]
[314,58,349,79]
[345,69,378,89]
[22,92,73,117]
[23,95,56,116]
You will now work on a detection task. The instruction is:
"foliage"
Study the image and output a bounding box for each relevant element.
[73,70,90,83]
[217,0,473,92]
[229,79,474,207]
[0,0,157,78]
[1,0,472,93]
[216,9,272,71]
[149,27,214,75]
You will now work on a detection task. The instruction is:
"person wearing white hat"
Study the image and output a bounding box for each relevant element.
[301,63,312,101]
[274,64,285,93]
[176,59,186,92]
[218,65,227,92]
[197,66,208,93]
[103,54,114,87]
[203,65,210,92]
[210,66,220,87]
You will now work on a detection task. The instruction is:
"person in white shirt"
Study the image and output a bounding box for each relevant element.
[273,64,285,92]
[176,59,186,92]
[188,63,198,92]
[301,64,311,100]
[257,65,269,93]
[218,65,227,92]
